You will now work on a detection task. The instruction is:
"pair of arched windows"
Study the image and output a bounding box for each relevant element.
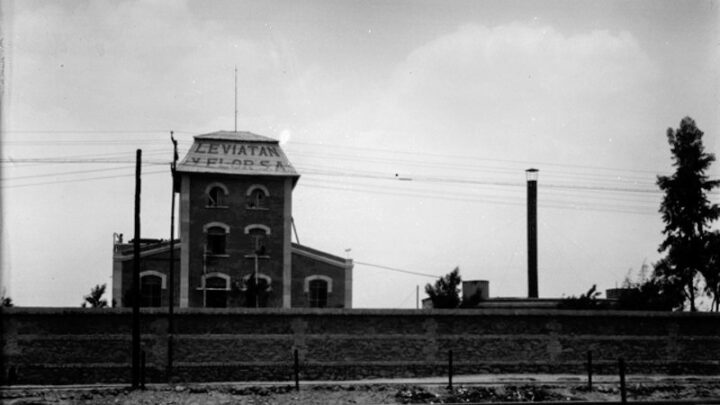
[198,272,272,308]
[206,183,270,209]
[204,223,271,256]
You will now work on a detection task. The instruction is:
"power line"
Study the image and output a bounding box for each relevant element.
[0,158,169,165]
[354,261,439,278]
[286,141,669,175]
[1,169,167,189]
[3,130,673,177]
[0,147,171,164]
[1,165,137,181]
[296,167,663,195]
[5,140,172,146]
[289,147,665,186]
[3,130,172,133]
[3,156,700,200]
[299,174,662,214]
[298,180,659,216]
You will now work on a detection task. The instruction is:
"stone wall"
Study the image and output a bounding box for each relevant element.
[2,307,719,385]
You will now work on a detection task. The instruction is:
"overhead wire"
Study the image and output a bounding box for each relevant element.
[285,140,670,175]
[289,147,661,187]
[0,156,672,213]
[6,130,669,176]
[0,158,169,165]
[2,165,140,181]
[3,132,717,208]
[1,169,168,189]
[353,261,440,278]
[298,180,658,216]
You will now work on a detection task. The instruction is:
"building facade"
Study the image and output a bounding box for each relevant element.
[113,131,352,308]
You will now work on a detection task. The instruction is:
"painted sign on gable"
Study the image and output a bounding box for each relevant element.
[177,141,299,177]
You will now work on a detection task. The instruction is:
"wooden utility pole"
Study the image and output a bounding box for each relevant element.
[167,132,178,381]
[132,149,142,389]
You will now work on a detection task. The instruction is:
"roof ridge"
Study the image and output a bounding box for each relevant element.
[195,130,278,143]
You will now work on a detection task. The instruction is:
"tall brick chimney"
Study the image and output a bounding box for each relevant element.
[526,168,539,298]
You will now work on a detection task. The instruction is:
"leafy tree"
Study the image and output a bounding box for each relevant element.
[616,260,685,311]
[1,296,12,307]
[656,117,719,311]
[82,284,108,308]
[425,267,462,308]
[700,231,720,311]
[558,285,610,310]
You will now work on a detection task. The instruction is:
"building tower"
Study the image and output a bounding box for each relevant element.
[176,131,299,308]
[113,130,352,309]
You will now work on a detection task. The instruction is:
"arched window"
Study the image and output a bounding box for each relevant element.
[202,273,230,308]
[206,183,228,208]
[304,275,333,293]
[308,279,328,308]
[140,271,165,307]
[246,184,270,209]
[241,273,272,307]
[204,222,230,255]
[244,224,270,255]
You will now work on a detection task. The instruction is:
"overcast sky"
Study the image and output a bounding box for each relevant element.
[2,0,719,307]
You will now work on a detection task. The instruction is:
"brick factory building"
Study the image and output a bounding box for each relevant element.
[112,131,353,309]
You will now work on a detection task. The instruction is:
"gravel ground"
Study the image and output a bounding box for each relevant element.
[3,382,720,404]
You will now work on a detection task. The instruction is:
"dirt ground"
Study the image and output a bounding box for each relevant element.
[3,382,720,404]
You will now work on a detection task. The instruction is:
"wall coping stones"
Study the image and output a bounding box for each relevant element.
[3,306,720,319]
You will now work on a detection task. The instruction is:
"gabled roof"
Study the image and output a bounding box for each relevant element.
[291,243,353,269]
[176,130,300,182]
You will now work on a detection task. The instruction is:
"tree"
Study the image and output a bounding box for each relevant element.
[657,117,720,311]
[699,231,720,311]
[557,285,610,310]
[1,296,12,307]
[82,284,108,308]
[425,267,462,308]
[616,259,685,311]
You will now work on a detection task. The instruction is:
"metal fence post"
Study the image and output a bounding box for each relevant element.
[140,350,146,390]
[619,357,626,404]
[294,349,300,391]
[587,350,593,391]
[448,350,453,390]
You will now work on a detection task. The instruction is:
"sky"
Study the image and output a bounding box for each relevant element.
[1,0,719,308]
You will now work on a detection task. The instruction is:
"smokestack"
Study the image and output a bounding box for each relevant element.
[526,168,539,298]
